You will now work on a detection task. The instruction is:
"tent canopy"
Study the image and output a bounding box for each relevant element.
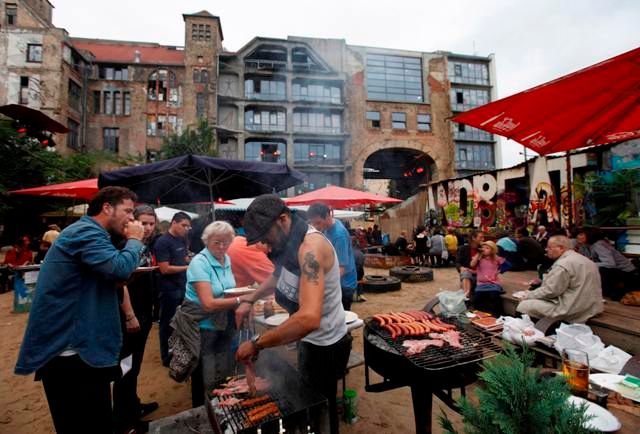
[284,185,401,208]
[214,197,364,220]
[154,206,198,223]
[98,154,305,205]
[9,178,98,201]
[452,47,640,155]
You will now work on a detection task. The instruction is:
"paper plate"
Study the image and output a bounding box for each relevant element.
[133,266,159,273]
[264,313,289,327]
[345,311,358,324]
[223,287,256,296]
[590,373,640,402]
[567,396,621,432]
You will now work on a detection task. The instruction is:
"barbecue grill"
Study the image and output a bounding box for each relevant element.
[363,301,502,434]
[206,351,329,433]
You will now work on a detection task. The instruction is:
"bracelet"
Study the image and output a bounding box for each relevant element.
[236,297,241,307]
[239,300,255,305]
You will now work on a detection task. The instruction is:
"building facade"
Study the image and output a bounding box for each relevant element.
[0,2,498,195]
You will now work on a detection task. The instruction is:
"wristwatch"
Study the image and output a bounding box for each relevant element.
[251,333,264,351]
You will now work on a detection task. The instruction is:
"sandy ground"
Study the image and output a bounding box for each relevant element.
[0,266,468,434]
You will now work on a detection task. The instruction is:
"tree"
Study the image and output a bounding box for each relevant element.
[161,118,217,159]
[439,343,597,434]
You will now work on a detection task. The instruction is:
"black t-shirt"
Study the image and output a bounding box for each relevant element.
[154,232,188,293]
[126,239,156,324]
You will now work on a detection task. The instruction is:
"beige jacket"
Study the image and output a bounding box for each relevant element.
[521,250,603,323]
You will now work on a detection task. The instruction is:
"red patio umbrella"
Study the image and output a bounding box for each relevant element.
[452,46,640,155]
[284,185,402,208]
[9,178,98,201]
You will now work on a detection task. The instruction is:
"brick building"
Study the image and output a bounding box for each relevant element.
[1,1,498,196]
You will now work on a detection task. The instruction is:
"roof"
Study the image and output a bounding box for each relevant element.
[71,38,184,66]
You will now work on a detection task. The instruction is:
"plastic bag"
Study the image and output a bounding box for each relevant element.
[591,345,632,374]
[501,315,544,345]
[437,289,466,317]
[554,323,604,360]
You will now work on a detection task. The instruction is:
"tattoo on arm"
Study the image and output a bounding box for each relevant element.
[302,252,320,284]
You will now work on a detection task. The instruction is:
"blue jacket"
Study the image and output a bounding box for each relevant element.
[15,216,143,375]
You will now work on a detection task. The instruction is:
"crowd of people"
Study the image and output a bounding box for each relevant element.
[6,188,639,434]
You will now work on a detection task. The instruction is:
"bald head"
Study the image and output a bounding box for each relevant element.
[546,235,572,259]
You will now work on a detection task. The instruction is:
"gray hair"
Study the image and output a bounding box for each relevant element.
[548,235,572,249]
[201,221,236,244]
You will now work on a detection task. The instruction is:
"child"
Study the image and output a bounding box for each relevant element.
[469,240,504,316]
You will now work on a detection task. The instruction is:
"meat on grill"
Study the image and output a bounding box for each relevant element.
[402,339,445,355]
[245,360,257,396]
[428,330,463,348]
[240,394,273,408]
[217,397,242,407]
[212,376,271,396]
[246,402,281,425]
[373,311,457,338]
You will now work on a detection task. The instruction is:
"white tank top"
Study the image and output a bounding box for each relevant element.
[275,226,347,346]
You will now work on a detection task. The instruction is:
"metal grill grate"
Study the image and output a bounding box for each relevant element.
[365,316,502,371]
[213,391,292,432]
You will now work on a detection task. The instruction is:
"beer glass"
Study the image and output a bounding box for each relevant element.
[562,349,589,398]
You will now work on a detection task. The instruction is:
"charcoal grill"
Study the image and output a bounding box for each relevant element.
[364,301,502,434]
[206,351,328,434]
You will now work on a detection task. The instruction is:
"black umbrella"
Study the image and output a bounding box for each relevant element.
[98,155,305,206]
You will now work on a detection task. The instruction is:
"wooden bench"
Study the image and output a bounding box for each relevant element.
[500,270,640,355]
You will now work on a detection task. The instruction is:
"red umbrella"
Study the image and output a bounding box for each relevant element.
[284,185,402,208]
[9,178,98,201]
[452,47,640,155]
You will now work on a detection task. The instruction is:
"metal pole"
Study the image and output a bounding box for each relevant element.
[565,151,573,228]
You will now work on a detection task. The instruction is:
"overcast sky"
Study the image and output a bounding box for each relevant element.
[53,0,639,168]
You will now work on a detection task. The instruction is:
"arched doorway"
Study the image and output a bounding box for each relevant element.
[363,148,435,199]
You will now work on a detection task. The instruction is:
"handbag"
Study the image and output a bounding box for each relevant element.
[441,249,449,260]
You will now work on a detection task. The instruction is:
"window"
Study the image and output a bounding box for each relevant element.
[417,113,431,131]
[448,60,489,85]
[103,128,119,153]
[451,87,490,111]
[293,110,341,134]
[366,111,381,128]
[104,91,113,115]
[6,3,17,26]
[294,142,342,165]
[292,47,327,72]
[455,143,495,170]
[366,53,423,102]
[123,91,131,115]
[192,24,212,41]
[67,119,79,150]
[148,70,178,106]
[454,124,493,141]
[392,112,406,129]
[244,45,287,70]
[27,44,42,63]
[297,172,342,194]
[196,93,206,118]
[113,91,122,115]
[93,91,101,113]
[68,80,81,112]
[19,76,29,104]
[292,80,341,104]
[193,68,210,83]
[244,108,286,132]
[245,141,286,163]
[245,77,286,100]
[99,65,128,81]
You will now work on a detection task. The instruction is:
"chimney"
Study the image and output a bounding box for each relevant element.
[134,50,141,63]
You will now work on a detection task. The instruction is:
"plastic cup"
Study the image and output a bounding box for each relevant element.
[343,389,358,424]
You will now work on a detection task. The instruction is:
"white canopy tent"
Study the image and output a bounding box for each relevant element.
[214,198,364,220]
[154,206,199,223]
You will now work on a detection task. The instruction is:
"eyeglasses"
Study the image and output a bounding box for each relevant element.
[210,240,232,248]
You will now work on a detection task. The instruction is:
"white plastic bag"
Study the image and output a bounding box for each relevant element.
[437,289,466,317]
[554,323,604,360]
[501,315,544,345]
[591,346,632,374]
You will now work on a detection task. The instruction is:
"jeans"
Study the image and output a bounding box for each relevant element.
[37,355,117,434]
[113,319,152,431]
[298,333,352,434]
[159,290,184,365]
[191,328,235,407]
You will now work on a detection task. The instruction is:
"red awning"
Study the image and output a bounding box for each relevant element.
[9,178,98,201]
[452,47,640,155]
[0,104,69,133]
[285,185,402,208]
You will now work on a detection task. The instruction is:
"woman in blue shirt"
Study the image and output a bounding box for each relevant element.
[186,220,240,407]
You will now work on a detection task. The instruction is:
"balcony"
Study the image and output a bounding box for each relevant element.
[294,126,342,135]
[293,94,341,104]
[244,59,287,71]
[245,123,286,133]
[245,91,286,101]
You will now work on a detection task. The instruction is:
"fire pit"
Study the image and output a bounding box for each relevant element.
[363,305,502,433]
[206,351,328,433]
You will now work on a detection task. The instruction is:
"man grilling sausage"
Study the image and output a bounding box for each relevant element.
[235,194,352,434]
